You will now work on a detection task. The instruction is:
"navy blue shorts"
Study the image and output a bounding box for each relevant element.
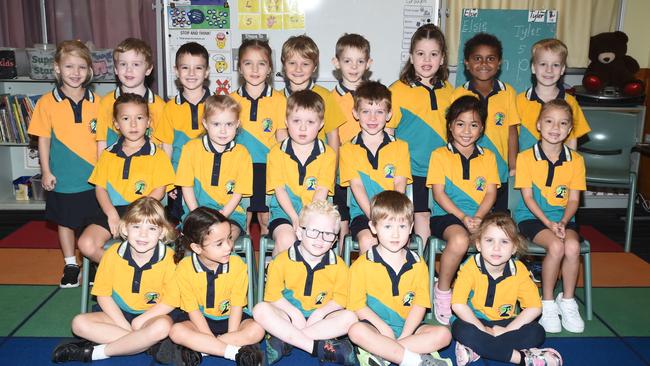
[429,214,467,239]
[333,184,350,222]
[411,176,431,213]
[268,218,291,237]
[176,312,253,335]
[45,189,101,230]
[85,205,129,233]
[358,319,427,335]
[91,305,185,323]
[350,215,370,239]
[493,182,509,213]
[518,219,579,241]
[249,163,269,212]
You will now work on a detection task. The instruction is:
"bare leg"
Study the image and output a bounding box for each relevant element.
[77,224,111,263]
[272,224,297,256]
[533,229,564,300]
[258,212,269,236]
[437,225,469,291]
[397,324,451,354]
[357,229,377,254]
[348,322,405,364]
[560,230,581,299]
[414,212,430,245]
[252,302,312,352]
[58,225,77,260]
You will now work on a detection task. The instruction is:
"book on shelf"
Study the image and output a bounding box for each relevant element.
[0,94,39,144]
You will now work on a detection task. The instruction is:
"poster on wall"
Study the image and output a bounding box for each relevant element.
[236,0,305,31]
[165,0,234,97]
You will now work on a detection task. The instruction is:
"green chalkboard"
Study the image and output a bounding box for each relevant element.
[456,9,557,93]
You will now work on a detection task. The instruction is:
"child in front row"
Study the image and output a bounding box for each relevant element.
[348,191,451,366]
[170,207,265,366]
[52,197,178,363]
[78,93,175,263]
[339,81,412,253]
[427,96,500,325]
[514,100,586,333]
[267,90,337,255]
[253,200,357,365]
[231,39,287,237]
[451,213,562,366]
[452,33,521,212]
[175,95,253,241]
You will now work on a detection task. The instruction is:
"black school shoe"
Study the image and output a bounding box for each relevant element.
[172,345,202,366]
[148,337,176,364]
[60,264,80,288]
[51,340,94,363]
[316,338,356,366]
[236,344,264,366]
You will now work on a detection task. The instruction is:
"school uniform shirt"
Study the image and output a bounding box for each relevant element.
[514,143,586,223]
[387,80,454,177]
[339,133,412,220]
[154,88,212,170]
[283,82,346,143]
[266,139,336,222]
[91,241,179,313]
[28,88,99,193]
[451,254,541,321]
[331,82,359,144]
[231,84,286,164]
[264,243,349,316]
[95,87,165,146]
[452,80,521,182]
[89,138,175,206]
[516,87,591,152]
[175,136,252,228]
[348,246,430,337]
[176,253,249,320]
[426,144,500,217]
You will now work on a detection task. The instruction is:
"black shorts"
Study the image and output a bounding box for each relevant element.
[249,163,269,212]
[268,218,291,237]
[176,312,253,336]
[85,205,129,233]
[358,319,427,335]
[92,305,185,323]
[333,184,350,222]
[350,215,370,239]
[45,189,101,230]
[411,176,430,213]
[493,182,509,213]
[518,219,579,241]
[429,214,467,240]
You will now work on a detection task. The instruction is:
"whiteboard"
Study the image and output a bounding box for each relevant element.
[163,0,439,97]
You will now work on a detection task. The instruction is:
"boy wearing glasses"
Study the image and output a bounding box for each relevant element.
[253,200,358,365]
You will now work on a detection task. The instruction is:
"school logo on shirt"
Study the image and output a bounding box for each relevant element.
[219,299,231,314]
[134,181,147,195]
[384,164,395,178]
[555,185,568,199]
[315,291,327,305]
[226,180,235,194]
[89,119,97,134]
[499,304,513,317]
[144,292,159,304]
[403,291,415,306]
[145,127,153,138]
[305,177,317,191]
[262,118,273,132]
[494,112,505,126]
[475,176,486,192]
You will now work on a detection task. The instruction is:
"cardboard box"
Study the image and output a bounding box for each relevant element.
[27,46,56,80]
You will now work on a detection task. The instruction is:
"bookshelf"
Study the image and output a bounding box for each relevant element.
[0,78,115,210]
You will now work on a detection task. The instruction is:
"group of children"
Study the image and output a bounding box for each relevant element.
[27,21,591,366]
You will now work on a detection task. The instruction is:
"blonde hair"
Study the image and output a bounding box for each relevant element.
[281,35,319,68]
[286,89,325,121]
[370,190,414,226]
[538,99,573,126]
[113,38,154,68]
[118,197,176,244]
[54,40,94,87]
[471,213,526,255]
[299,200,341,232]
[203,95,242,121]
[531,38,568,66]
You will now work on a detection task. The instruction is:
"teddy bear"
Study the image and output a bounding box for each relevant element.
[582,31,644,96]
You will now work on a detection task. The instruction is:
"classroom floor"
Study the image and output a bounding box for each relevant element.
[0,208,649,365]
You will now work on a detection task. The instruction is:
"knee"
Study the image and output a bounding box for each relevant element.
[169,323,187,343]
[347,322,366,343]
[71,314,89,336]
[564,239,580,259]
[546,240,564,258]
[446,235,469,255]
[145,317,172,341]
[357,233,376,253]
[252,302,271,321]
[339,310,359,330]
[76,236,93,256]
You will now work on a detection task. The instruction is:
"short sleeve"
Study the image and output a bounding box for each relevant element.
[318,149,337,195]
[338,145,357,187]
[507,89,521,127]
[514,153,531,189]
[451,260,475,305]
[332,261,350,307]
[27,95,51,137]
[88,151,110,188]
[570,102,591,140]
[235,149,254,197]
[425,149,445,187]
[177,262,199,313]
[151,151,175,192]
[91,249,115,297]
[485,152,501,187]
[413,260,431,308]
[516,262,542,310]
[323,94,346,134]
[569,155,587,191]
[174,143,195,187]
[230,258,249,307]
[346,260,367,311]
[263,256,285,302]
[395,141,412,183]
[95,95,113,142]
[154,103,175,145]
[266,147,284,194]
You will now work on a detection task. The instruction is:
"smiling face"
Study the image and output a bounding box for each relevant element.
[203,109,239,148]
[175,53,209,92]
[54,53,90,90]
[239,48,271,88]
[192,222,233,266]
[537,106,572,145]
[123,220,164,255]
[353,99,391,136]
[370,216,413,253]
[283,53,317,90]
[532,49,566,88]
[450,110,483,150]
[334,47,371,87]
[475,224,516,269]
[114,50,153,91]
[410,38,444,86]
[464,45,501,82]
[114,102,150,143]
[286,107,323,146]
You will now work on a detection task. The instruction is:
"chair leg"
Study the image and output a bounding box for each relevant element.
[624,173,637,252]
[257,237,267,305]
[583,250,593,321]
[426,237,437,321]
[243,236,255,309]
[343,235,352,266]
[80,257,90,313]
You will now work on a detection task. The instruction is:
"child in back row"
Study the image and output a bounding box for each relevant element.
[52,197,178,364]
[175,94,253,241]
[28,40,100,288]
[451,213,562,366]
[339,81,412,253]
[253,200,357,365]
[96,38,165,154]
[348,191,451,366]
[387,23,454,244]
[281,35,345,151]
[231,39,286,237]
[266,90,337,255]
[516,39,590,152]
[514,99,586,334]
[427,96,500,325]
[169,207,264,366]
[78,93,175,264]
[452,33,521,212]
[330,33,373,248]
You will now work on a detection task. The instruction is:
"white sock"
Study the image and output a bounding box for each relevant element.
[91,344,108,360]
[224,344,241,361]
[400,348,420,366]
[201,352,209,357]
[64,256,77,266]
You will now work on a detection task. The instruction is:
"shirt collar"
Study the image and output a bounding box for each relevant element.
[526,85,566,105]
[463,79,505,96]
[284,80,315,97]
[288,241,337,266]
[446,142,484,156]
[52,87,94,103]
[175,87,212,105]
[191,252,230,274]
[410,79,445,90]
[202,134,236,154]
[473,253,516,277]
[237,84,272,100]
[533,142,572,163]
[280,138,325,158]
[115,86,155,104]
[352,131,394,147]
[117,240,166,265]
[107,137,156,158]
[366,245,420,266]
[335,82,354,96]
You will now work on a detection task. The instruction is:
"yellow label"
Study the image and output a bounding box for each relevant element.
[262,13,283,29]
[283,12,304,29]
[238,0,259,13]
[238,14,261,30]
[262,0,283,13]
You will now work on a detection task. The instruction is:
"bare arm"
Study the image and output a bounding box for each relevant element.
[312,186,329,203]
[37,137,56,191]
[162,143,173,158]
[326,129,340,153]
[188,309,214,335]
[398,304,426,339]
[432,184,465,221]
[96,186,119,236]
[97,296,132,331]
[271,297,307,329]
[508,125,519,175]
[275,129,288,142]
[181,186,198,212]
[221,193,243,218]
[392,176,407,194]
[147,186,166,201]
[97,141,107,159]
[131,303,175,330]
[306,300,343,326]
[274,186,300,228]
[228,305,243,332]
[452,303,488,332]
[349,178,371,218]
[520,187,553,228]
[355,306,395,339]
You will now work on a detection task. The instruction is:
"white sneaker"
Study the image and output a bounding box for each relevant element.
[556,293,584,333]
[539,300,562,333]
